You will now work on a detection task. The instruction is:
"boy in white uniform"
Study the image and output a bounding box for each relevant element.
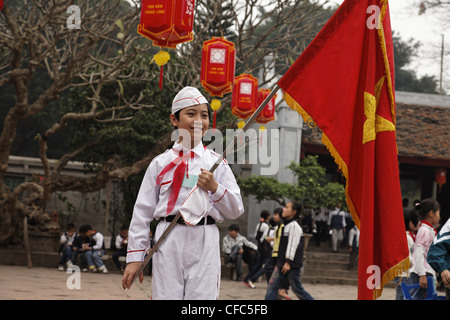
[122,87,244,299]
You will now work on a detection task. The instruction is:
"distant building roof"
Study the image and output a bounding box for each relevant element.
[301,91,450,167]
[396,91,450,108]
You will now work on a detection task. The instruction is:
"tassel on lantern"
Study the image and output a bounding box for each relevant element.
[238,120,245,146]
[152,50,170,89]
[259,125,266,147]
[210,99,221,130]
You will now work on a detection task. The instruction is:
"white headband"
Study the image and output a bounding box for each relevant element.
[171,86,209,114]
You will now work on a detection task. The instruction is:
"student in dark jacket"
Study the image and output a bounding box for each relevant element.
[265,201,314,300]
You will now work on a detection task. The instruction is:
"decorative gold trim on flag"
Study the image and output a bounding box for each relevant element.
[374,256,410,299]
[377,1,396,125]
[282,92,315,127]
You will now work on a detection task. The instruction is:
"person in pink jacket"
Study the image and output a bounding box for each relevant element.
[410,198,441,300]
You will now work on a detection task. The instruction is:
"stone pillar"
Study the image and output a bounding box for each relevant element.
[246,99,303,235]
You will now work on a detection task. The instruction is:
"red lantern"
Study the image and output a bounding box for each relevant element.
[137,0,195,88]
[256,88,276,124]
[435,168,447,192]
[201,37,235,129]
[231,74,258,119]
[201,37,236,97]
[138,0,195,48]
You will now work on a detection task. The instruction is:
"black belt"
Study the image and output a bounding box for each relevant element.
[162,215,216,226]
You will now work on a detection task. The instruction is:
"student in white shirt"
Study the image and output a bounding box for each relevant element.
[122,87,244,300]
[328,203,347,252]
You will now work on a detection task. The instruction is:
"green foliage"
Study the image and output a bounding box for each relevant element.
[237,176,291,206]
[237,155,346,209]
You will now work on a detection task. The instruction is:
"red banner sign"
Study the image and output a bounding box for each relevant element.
[256,88,276,124]
[138,0,195,49]
[201,37,235,97]
[231,74,258,119]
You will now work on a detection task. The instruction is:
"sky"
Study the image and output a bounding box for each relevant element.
[332,0,449,93]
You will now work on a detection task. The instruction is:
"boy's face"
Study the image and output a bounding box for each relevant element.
[170,104,209,146]
[273,213,280,223]
[282,202,296,220]
[85,230,94,237]
[228,229,238,239]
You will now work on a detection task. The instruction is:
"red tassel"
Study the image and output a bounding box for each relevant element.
[159,65,164,89]
[213,111,217,130]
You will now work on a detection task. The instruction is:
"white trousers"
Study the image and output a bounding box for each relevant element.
[331,228,344,252]
[152,221,221,300]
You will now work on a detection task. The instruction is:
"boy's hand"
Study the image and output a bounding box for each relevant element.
[198,168,218,193]
[419,275,428,288]
[282,262,291,274]
[122,262,143,289]
[440,270,450,286]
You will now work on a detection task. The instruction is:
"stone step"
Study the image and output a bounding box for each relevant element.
[301,244,359,286]
[305,257,352,270]
[306,250,351,262]
[303,266,358,279]
[301,274,359,286]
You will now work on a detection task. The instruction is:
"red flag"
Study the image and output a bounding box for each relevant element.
[278,0,408,299]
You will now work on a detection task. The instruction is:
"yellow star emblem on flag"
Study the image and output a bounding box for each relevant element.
[363,76,395,144]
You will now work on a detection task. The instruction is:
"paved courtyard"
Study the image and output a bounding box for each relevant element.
[0,265,396,300]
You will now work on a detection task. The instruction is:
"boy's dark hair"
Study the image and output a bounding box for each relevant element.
[79,224,92,234]
[260,210,270,220]
[273,207,283,215]
[289,200,303,219]
[403,207,419,231]
[228,224,240,232]
[120,224,129,231]
[415,198,440,219]
[67,223,75,230]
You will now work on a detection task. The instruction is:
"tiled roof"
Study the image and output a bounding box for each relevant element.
[396,103,450,162]
[301,92,450,164]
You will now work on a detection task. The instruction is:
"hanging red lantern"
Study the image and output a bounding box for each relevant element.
[255,88,276,124]
[201,37,236,129]
[137,0,195,89]
[231,74,258,120]
[201,37,235,97]
[435,168,447,192]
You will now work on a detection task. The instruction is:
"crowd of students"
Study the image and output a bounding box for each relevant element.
[58,223,130,274]
[222,201,315,300]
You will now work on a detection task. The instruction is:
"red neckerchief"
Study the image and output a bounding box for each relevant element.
[407,230,416,242]
[156,150,195,215]
[420,220,437,236]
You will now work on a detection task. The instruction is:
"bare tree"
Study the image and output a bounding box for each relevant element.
[0,0,330,245]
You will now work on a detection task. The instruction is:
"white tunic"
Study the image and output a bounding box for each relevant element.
[127,141,244,299]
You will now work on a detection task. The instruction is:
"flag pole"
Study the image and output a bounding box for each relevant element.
[129,84,280,287]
